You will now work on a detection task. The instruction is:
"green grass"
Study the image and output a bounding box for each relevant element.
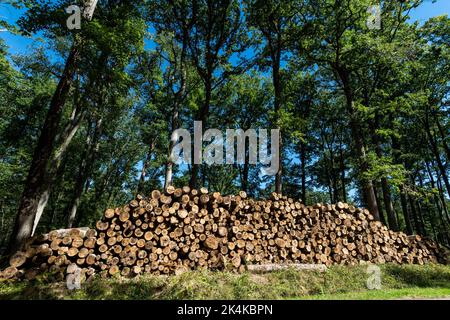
[0,264,449,300]
[305,287,450,300]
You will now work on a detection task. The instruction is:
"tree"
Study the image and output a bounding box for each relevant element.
[244,0,301,193]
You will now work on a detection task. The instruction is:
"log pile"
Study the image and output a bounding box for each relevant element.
[0,186,444,281]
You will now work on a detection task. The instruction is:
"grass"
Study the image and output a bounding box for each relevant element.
[306,287,450,300]
[0,264,449,300]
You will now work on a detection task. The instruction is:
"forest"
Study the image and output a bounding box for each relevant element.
[0,0,449,256]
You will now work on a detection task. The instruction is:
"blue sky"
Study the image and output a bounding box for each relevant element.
[411,0,450,22]
[1,0,449,57]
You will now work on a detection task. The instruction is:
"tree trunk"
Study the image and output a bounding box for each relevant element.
[164,149,174,190]
[425,161,450,242]
[190,74,211,189]
[425,121,450,199]
[415,200,427,237]
[408,194,422,235]
[373,183,387,226]
[327,133,339,202]
[67,117,102,228]
[332,178,339,203]
[0,204,5,251]
[435,166,450,225]
[49,190,62,228]
[327,182,333,204]
[7,2,98,253]
[381,177,398,231]
[300,142,307,203]
[399,185,413,234]
[8,45,80,253]
[336,66,379,220]
[31,104,86,236]
[339,139,347,203]
[272,51,282,194]
[241,149,249,193]
[434,113,450,163]
[164,37,187,190]
[373,128,398,230]
[67,133,91,229]
[352,133,379,221]
[51,52,107,229]
[138,141,156,194]
[391,136,414,234]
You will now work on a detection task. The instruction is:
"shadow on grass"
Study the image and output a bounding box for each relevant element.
[383,264,450,288]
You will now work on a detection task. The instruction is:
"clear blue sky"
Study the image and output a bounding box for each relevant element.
[1,0,449,57]
[411,0,450,22]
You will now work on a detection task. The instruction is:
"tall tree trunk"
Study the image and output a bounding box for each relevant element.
[337,66,379,220]
[399,185,413,234]
[373,124,399,230]
[417,172,434,238]
[425,201,437,240]
[138,141,156,195]
[49,190,62,228]
[350,125,379,220]
[241,149,249,193]
[373,183,387,226]
[381,177,398,231]
[46,51,106,229]
[425,161,449,242]
[67,117,102,228]
[408,194,422,235]
[189,164,199,189]
[67,191,82,229]
[31,104,86,236]
[332,178,339,203]
[164,123,177,190]
[434,113,450,163]
[190,75,211,189]
[8,45,80,253]
[391,132,413,233]
[164,36,187,190]
[0,204,5,251]
[272,49,282,194]
[339,139,347,203]
[415,200,427,237]
[7,3,98,253]
[425,120,450,198]
[327,134,339,202]
[327,183,333,204]
[300,142,307,203]
[435,166,450,225]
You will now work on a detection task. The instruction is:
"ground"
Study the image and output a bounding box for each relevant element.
[0,264,449,300]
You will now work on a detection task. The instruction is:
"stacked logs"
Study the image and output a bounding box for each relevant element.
[0,186,444,281]
[1,228,98,281]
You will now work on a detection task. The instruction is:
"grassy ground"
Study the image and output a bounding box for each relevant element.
[0,264,449,300]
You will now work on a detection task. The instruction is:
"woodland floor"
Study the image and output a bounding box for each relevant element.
[0,264,449,300]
